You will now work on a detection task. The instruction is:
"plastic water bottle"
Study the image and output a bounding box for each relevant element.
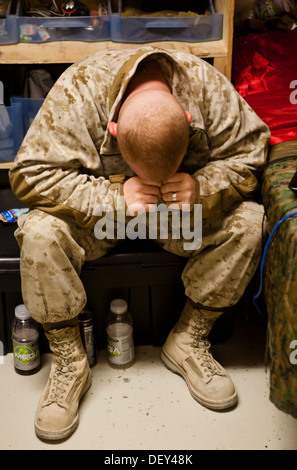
[255,0,295,19]
[235,0,295,30]
[106,299,135,369]
[11,304,40,375]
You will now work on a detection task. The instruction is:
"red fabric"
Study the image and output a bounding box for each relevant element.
[232,29,297,145]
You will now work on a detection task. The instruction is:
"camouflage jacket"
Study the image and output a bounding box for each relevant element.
[9,47,271,228]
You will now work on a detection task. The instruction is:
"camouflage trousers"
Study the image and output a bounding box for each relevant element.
[15,200,265,324]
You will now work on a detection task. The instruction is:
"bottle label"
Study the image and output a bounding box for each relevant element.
[13,340,40,371]
[107,324,134,365]
[256,0,294,19]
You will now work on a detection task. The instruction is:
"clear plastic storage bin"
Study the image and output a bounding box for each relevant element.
[0,0,21,45]
[10,96,44,134]
[19,10,110,42]
[0,97,44,162]
[0,103,23,162]
[109,0,223,43]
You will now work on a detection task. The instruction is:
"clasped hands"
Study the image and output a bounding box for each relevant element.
[123,172,196,215]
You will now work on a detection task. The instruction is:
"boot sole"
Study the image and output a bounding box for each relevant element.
[35,372,92,441]
[161,349,238,411]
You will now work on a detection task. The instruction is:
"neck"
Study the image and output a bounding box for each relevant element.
[123,60,171,101]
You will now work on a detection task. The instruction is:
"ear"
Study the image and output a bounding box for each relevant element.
[108,121,117,137]
[185,111,192,124]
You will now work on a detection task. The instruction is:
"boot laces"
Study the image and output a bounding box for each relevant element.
[48,341,74,405]
[193,336,225,378]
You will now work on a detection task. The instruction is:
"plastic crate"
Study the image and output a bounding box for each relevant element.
[109,0,223,43]
[10,96,44,134]
[19,11,110,42]
[0,103,23,162]
[0,0,20,45]
[0,97,44,163]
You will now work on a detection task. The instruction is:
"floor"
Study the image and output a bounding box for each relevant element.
[1,312,297,451]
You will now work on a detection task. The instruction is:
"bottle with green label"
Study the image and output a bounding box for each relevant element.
[11,304,41,375]
[106,299,135,369]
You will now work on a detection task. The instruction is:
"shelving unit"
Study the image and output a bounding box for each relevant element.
[0,0,235,169]
[0,0,234,74]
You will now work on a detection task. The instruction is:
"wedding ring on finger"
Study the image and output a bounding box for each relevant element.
[172,192,177,202]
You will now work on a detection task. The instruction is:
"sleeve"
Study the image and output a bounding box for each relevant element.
[9,65,125,229]
[192,62,271,219]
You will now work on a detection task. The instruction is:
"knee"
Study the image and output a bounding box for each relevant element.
[15,210,69,260]
[228,201,265,253]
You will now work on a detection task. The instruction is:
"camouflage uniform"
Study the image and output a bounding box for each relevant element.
[9,47,270,324]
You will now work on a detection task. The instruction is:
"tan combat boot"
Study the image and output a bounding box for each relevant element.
[35,321,92,440]
[161,299,237,410]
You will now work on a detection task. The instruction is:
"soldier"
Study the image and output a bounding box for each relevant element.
[9,47,270,440]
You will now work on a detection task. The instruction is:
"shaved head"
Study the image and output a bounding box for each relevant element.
[117,89,189,183]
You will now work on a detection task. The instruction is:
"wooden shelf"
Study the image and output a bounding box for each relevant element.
[0,162,12,169]
[0,37,228,63]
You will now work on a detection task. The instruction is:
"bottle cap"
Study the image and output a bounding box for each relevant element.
[15,304,30,320]
[78,310,93,323]
[110,299,127,314]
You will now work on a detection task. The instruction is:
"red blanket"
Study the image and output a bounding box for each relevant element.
[232,29,297,146]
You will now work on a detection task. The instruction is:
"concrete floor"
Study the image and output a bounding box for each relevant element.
[1,313,297,451]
